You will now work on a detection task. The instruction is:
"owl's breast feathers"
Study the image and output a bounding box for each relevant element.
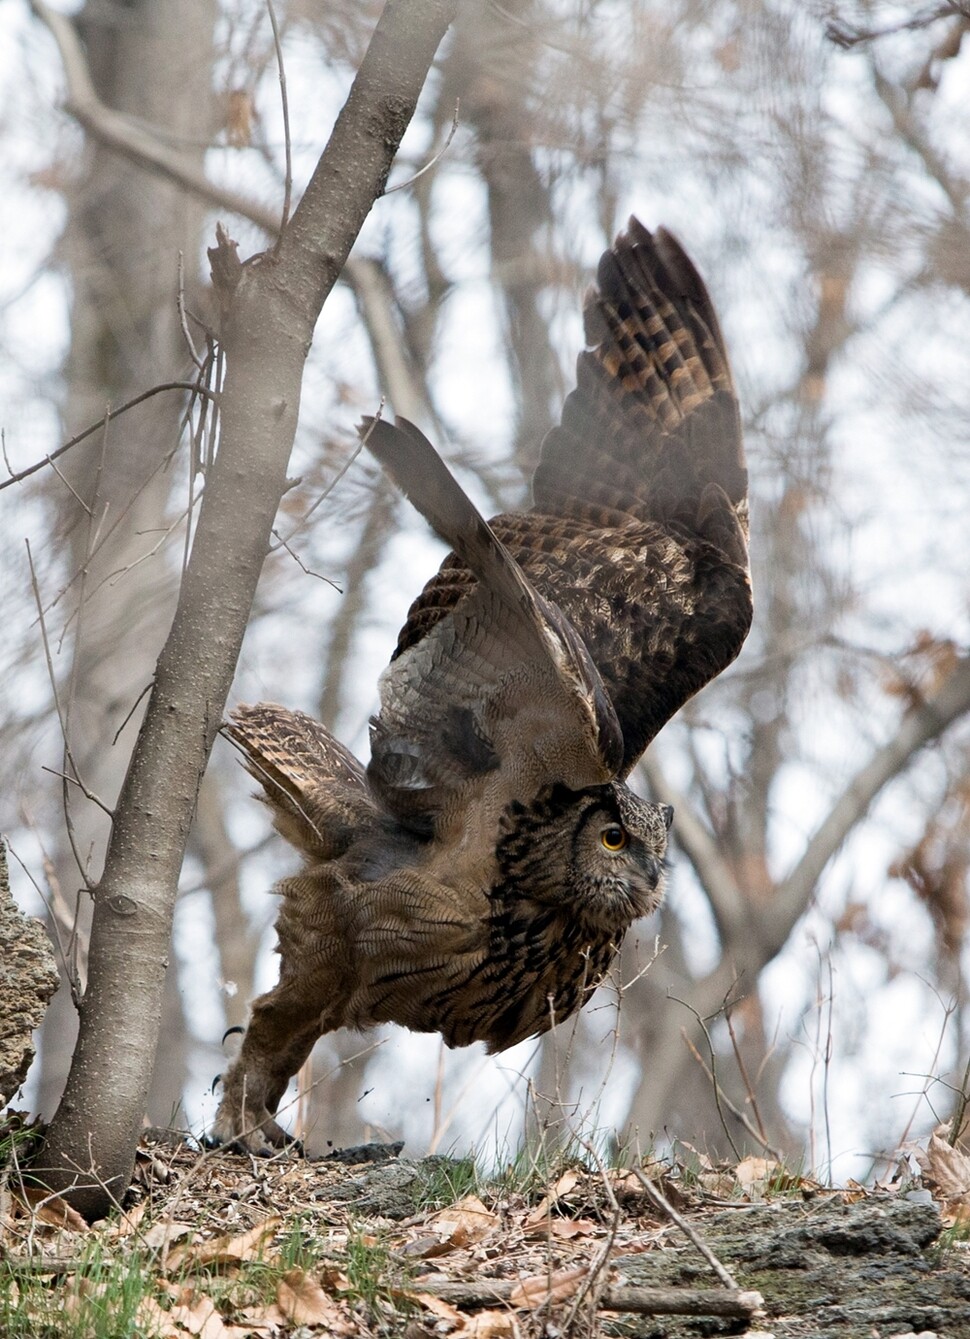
[388,782,667,1053]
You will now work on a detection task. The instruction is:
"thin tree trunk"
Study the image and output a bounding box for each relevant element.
[35,0,217,1119]
[38,0,459,1219]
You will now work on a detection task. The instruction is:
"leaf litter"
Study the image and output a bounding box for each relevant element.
[0,1117,954,1336]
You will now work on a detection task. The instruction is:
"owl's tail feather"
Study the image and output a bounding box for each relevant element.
[224,703,375,860]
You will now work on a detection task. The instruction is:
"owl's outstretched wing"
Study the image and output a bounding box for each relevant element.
[362,416,623,830]
[390,219,751,774]
[532,218,746,537]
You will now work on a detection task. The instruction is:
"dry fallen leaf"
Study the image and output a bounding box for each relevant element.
[319,1263,353,1292]
[460,1308,517,1337]
[135,1294,180,1337]
[426,1194,496,1248]
[17,1187,89,1232]
[399,1232,457,1260]
[524,1169,582,1227]
[105,1201,149,1239]
[143,1218,197,1252]
[734,1156,780,1199]
[233,1300,290,1332]
[673,1143,715,1171]
[697,1170,739,1199]
[276,1268,355,1332]
[149,1284,260,1337]
[607,1170,641,1196]
[918,1127,970,1216]
[404,1288,465,1323]
[508,1265,587,1309]
[164,1215,282,1272]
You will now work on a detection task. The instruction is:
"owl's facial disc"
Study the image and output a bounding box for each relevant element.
[564,787,666,925]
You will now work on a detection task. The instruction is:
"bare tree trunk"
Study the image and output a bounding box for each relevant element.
[625,656,970,1146]
[36,0,459,1219]
[192,772,259,1037]
[446,0,560,473]
[34,0,218,1121]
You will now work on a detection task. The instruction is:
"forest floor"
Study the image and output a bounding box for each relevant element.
[2,1119,970,1339]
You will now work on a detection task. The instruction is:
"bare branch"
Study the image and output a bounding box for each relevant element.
[383,97,459,195]
[770,656,970,945]
[0,383,214,492]
[827,4,970,49]
[871,64,968,215]
[413,1278,763,1321]
[640,753,746,941]
[25,543,99,890]
[28,0,282,237]
[265,0,292,244]
[345,257,435,424]
[630,1168,741,1291]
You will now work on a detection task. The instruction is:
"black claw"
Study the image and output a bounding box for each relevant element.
[222,1025,246,1046]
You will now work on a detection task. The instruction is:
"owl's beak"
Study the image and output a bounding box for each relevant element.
[662,805,674,832]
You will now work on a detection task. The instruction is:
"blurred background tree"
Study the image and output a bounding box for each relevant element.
[3,0,969,1177]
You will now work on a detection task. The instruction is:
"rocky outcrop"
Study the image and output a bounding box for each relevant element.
[616,1194,970,1337]
[0,840,59,1109]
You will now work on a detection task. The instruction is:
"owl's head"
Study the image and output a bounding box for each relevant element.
[494,781,671,927]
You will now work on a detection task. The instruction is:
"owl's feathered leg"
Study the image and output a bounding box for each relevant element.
[211,979,326,1153]
[211,703,378,1153]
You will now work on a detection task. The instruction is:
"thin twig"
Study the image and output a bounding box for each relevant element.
[0,382,215,491]
[40,768,113,819]
[681,1033,786,1162]
[29,0,283,234]
[563,1139,622,1331]
[219,727,330,852]
[269,528,341,588]
[25,542,97,890]
[46,454,91,513]
[892,987,959,1158]
[101,499,198,588]
[383,98,460,195]
[176,252,204,370]
[630,1167,740,1291]
[668,989,743,1162]
[266,0,292,244]
[948,1053,970,1146]
[823,954,835,1182]
[111,681,155,748]
[724,1007,770,1147]
[268,406,381,552]
[4,837,75,993]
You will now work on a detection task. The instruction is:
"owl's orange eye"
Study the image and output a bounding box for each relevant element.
[600,824,627,851]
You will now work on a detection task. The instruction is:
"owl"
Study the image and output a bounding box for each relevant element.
[212,219,751,1153]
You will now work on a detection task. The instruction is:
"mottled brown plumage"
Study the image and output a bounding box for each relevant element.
[212,219,751,1153]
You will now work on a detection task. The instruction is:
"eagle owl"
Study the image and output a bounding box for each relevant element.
[212,219,751,1153]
